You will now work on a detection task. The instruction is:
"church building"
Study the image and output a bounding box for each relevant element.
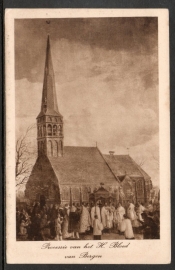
[25,36,152,206]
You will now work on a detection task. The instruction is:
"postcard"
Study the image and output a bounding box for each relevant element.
[5,8,170,264]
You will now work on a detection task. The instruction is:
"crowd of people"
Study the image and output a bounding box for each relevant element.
[16,200,160,241]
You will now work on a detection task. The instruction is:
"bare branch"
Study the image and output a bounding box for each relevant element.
[16,124,36,187]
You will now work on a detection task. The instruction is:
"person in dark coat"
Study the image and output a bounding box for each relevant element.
[32,202,41,218]
[31,213,41,240]
[38,214,50,240]
[40,205,47,218]
[51,204,59,220]
[138,212,159,239]
[47,204,53,220]
[69,203,80,239]
[49,205,59,238]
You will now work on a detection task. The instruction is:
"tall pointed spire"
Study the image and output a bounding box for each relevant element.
[38,35,61,117]
[37,36,64,158]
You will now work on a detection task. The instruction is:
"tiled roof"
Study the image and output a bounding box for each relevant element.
[48,146,119,186]
[103,154,150,179]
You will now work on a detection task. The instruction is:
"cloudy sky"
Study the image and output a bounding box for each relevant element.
[15,17,159,186]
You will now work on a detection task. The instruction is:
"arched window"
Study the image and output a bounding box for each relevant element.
[137,180,144,196]
[72,187,80,201]
[38,126,41,137]
[137,180,142,191]
[58,125,62,136]
[123,179,133,200]
[58,140,63,156]
[48,117,52,122]
[53,140,58,157]
[41,141,44,153]
[38,126,40,137]
[55,117,58,122]
[47,124,52,136]
[43,140,46,153]
[61,187,69,201]
[40,126,43,137]
[43,125,46,136]
[53,125,57,136]
[48,140,53,156]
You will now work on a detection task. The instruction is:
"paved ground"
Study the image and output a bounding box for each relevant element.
[81,232,143,240]
[17,230,143,241]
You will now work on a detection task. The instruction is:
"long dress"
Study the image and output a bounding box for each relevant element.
[115,206,125,231]
[55,217,62,236]
[79,205,91,233]
[127,203,135,220]
[101,206,107,228]
[93,219,103,236]
[106,211,113,229]
[120,218,134,239]
[91,206,101,227]
[62,208,72,239]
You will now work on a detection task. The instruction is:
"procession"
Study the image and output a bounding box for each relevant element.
[16,200,160,241]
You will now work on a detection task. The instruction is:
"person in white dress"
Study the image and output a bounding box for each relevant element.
[137,202,145,221]
[79,203,91,233]
[127,201,136,221]
[106,209,113,232]
[101,203,108,228]
[91,203,101,227]
[93,215,103,240]
[115,203,125,232]
[120,214,135,239]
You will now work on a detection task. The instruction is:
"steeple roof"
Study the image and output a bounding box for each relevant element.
[37,35,62,118]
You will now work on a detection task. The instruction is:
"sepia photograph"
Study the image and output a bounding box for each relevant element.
[6,9,170,264]
[15,17,160,242]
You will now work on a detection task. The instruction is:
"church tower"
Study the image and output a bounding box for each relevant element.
[37,36,64,157]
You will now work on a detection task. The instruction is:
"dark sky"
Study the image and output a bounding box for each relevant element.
[15,17,158,82]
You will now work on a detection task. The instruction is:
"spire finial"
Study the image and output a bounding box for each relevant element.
[46,20,51,35]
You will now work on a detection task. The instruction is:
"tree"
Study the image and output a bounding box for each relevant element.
[16,124,36,187]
